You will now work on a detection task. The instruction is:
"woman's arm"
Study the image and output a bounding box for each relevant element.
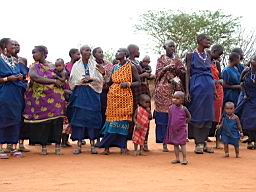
[29,65,56,84]
[131,64,141,87]
[185,53,192,102]
[222,81,241,89]
[222,69,241,90]
[184,106,191,123]
[235,115,243,133]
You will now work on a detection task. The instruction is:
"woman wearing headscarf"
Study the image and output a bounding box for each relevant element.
[154,40,185,152]
[92,47,114,131]
[0,38,27,159]
[68,45,104,155]
[23,45,65,155]
[185,34,215,154]
[97,48,140,155]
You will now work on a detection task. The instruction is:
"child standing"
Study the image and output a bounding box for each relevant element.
[133,94,152,156]
[219,102,243,158]
[164,91,191,165]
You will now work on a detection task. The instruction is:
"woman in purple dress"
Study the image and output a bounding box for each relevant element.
[23,46,65,155]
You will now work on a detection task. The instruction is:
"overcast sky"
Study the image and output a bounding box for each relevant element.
[1,0,255,65]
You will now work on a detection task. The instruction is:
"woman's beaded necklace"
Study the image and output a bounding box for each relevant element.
[250,69,256,84]
[195,49,208,63]
[1,53,16,69]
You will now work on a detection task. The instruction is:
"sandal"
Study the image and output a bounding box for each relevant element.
[247,142,255,150]
[91,147,98,154]
[18,146,30,152]
[4,145,13,153]
[139,151,146,156]
[0,149,9,159]
[143,144,150,152]
[55,148,62,156]
[203,147,214,153]
[162,144,169,152]
[180,160,188,165]
[41,148,48,155]
[12,150,23,158]
[171,160,180,164]
[73,148,81,155]
[0,153,9,159]
[224,153,229,158]
[121,148,128,155]
[194,144,204,154]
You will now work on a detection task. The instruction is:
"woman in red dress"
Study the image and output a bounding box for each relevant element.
[210,44,224,148]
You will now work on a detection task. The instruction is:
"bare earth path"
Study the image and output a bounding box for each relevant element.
[1,125,256,192]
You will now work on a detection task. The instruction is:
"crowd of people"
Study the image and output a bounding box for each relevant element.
[0,33,255,164]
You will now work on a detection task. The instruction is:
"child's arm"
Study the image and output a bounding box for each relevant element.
[146,107,153,120]
[235,115,243,137]
[133,108,141,129]
[183,106,191,123]
[216,118,223,130]
[59,71,67,83]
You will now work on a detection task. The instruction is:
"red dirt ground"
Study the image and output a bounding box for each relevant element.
[1,123,256,192]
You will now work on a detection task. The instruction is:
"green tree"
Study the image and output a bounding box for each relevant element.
[104,48,116,63]
[237,28,256,62]
[135,10,241,57]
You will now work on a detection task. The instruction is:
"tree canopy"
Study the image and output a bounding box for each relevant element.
[135,10,241,57]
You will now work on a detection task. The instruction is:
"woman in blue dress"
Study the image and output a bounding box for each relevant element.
[239,55,256,149]
[185,34,215,154]
[68,45,104,155]
[222,52,242,106]
[0,38,27,159]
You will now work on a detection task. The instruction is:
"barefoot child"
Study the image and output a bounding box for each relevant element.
[132,94,152,156]
[219,102,243,158]
[164,91,191,165]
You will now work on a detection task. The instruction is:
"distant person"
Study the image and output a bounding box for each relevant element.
[185,34,215,154]
[0,38,27,159]
[127,44,148,143]
[231,48,245,73]
[68,45,104,155]
[218,102,243,158]
[93,47,114,134]
[66,48,81,76]
[155,40,185,152]
[23,46,65,156]
[132,94,152,156]
[222,52,242,106]
[62,48,81,147]
[238,55,256,150]
[209,44,224,148]
[12,40,30,153]
[164,91,191,165]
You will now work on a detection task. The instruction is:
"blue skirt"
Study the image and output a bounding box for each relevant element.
[155,112,168,143]
[96,121,129,149]
[221,133,240,148]
[188,74,215,123]
[96,133,127,149]
[0,83,25,144]
[68,86,102,141]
